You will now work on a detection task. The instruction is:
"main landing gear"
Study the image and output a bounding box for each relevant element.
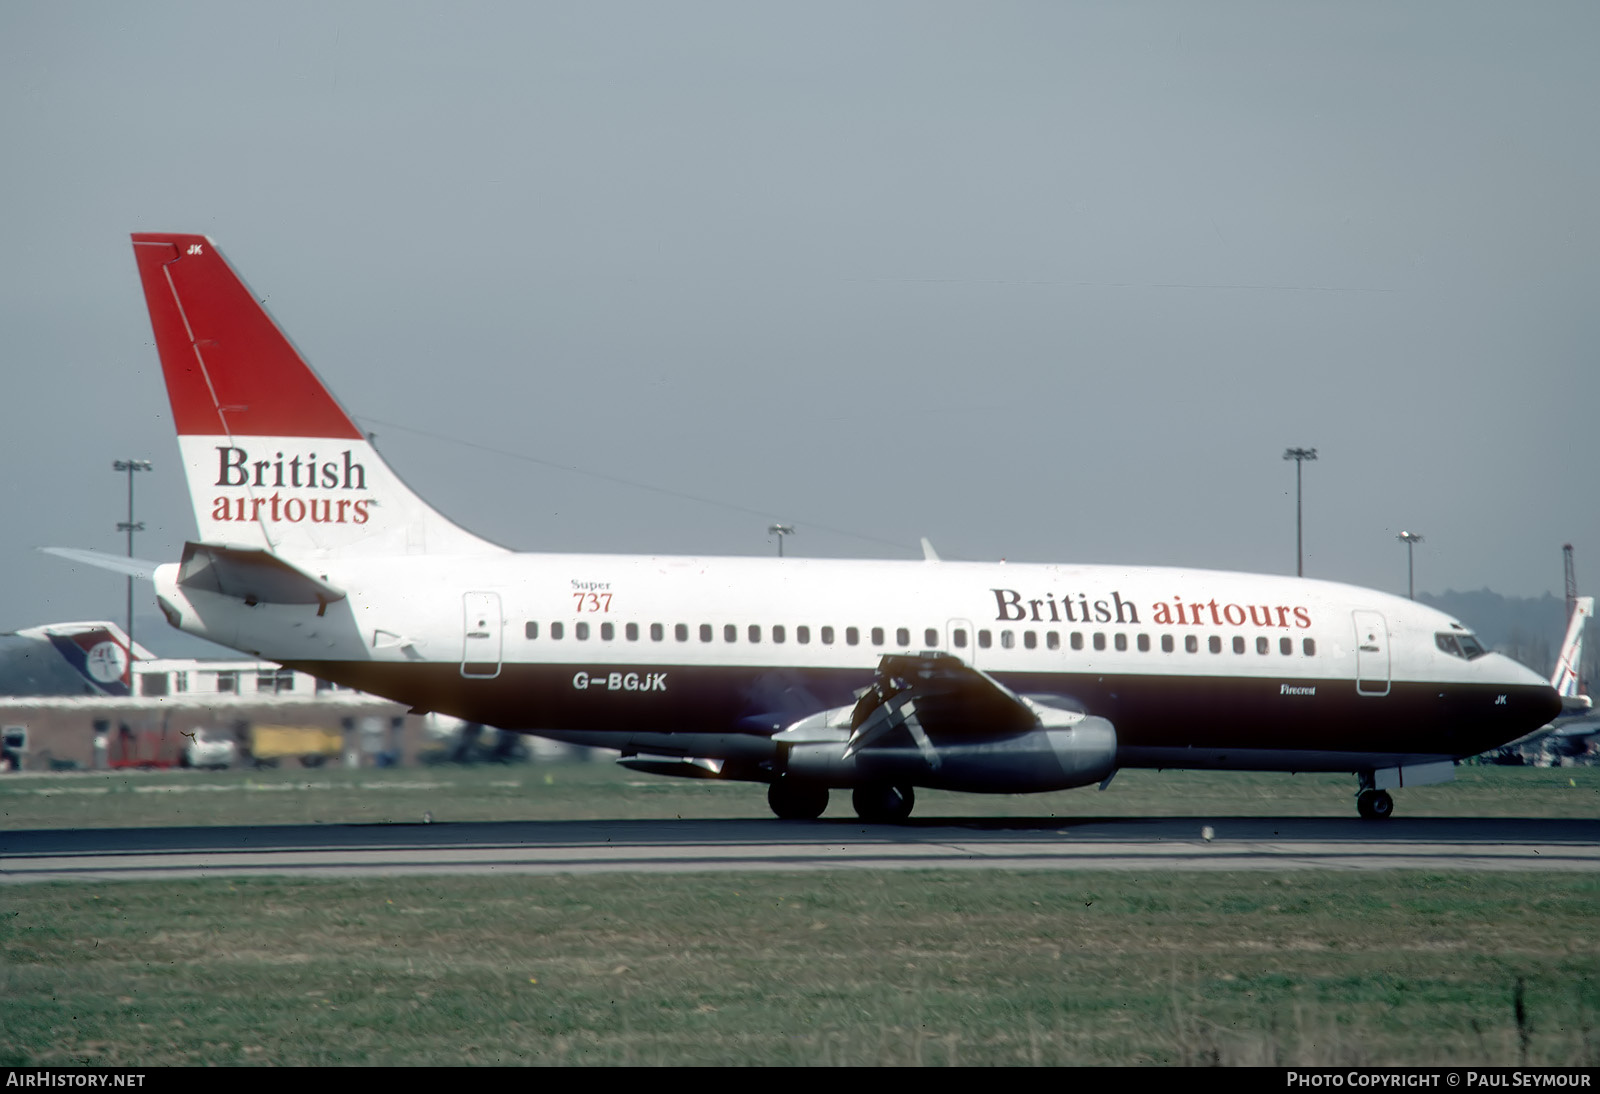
[767,777,829,820]
[766,779,918,823]
[851,783,915,824]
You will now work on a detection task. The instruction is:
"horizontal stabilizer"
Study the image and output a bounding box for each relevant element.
[39,547,161,580]
[178,542,345,607]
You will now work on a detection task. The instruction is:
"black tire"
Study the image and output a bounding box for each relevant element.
[767,778,829,820]
[851,783,916,823]
[1356,788,1394,820]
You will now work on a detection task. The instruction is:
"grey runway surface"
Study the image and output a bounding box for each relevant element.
[4,816,1599,882]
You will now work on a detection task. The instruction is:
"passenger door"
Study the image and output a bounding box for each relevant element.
[1353,610,1390,696]
[461,592,503,679]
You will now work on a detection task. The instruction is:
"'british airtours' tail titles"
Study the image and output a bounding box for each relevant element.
[210,445,373,525]
[216,446,366,491]
[992,588,1313,629]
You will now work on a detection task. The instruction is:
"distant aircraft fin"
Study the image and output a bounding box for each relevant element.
[11,621,144,693]
[920,537,940,562]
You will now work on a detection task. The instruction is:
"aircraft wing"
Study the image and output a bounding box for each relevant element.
[845,651,1065,757]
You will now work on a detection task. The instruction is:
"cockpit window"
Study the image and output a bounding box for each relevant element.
[1437,632,1488,660]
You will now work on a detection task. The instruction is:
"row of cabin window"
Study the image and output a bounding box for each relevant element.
[526,621,938,646]
[523,620,1316,657]
[1018,631,1316,656]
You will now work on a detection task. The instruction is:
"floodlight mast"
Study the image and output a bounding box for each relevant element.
[768,524,795,558]
[112,459,152,650]
[1398,531,1424,600]
[1282,448,1317,577]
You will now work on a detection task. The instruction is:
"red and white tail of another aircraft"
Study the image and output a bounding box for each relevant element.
[1510,595,1599,762]
[114,233,1560,821]
[1551,596,1593,712]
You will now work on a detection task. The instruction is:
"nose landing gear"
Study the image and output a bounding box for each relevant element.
[1356,787,1395,820]
[1355,770,1395,820]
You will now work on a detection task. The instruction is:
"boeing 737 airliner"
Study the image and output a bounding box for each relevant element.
[117,233,1559,821]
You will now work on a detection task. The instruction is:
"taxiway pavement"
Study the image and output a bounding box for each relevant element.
[4,815,1598,882]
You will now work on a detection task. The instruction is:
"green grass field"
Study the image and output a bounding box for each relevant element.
[3,764,1597,1066]
[3,760,1597,829]
[2,871,1597,1066]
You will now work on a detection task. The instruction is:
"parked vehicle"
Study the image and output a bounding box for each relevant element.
[182,728,238,770]
[250,724,342,768]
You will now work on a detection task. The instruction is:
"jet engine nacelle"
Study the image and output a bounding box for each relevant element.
[785,716,1117,793]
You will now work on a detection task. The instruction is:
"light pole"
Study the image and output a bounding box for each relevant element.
[1398,531,1423,600]
[768,524,794,558]
[1282,448,1317,577]
[113,459,152,648]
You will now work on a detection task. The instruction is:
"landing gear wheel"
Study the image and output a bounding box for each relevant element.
[1356,788,1394,820]
[852,783,916,823]
[768,778,829,820]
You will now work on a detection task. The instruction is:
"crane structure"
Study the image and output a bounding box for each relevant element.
[1565,544,1578,626]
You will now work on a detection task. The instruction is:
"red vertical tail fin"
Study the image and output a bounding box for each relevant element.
[131,234,503,559]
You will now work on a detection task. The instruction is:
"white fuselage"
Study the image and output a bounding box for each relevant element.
[153,551,1556,777]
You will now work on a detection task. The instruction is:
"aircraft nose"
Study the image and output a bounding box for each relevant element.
[1494,654,1562,726]
[1533,684,1563,726]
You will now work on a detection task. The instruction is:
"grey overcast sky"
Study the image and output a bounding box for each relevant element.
[2,2,1597,649]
